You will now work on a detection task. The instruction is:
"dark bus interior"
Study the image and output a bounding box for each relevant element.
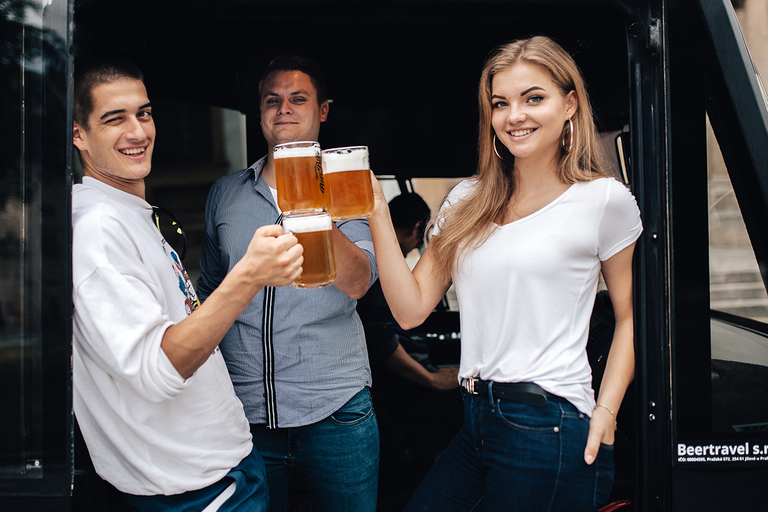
[5,0,768,510]
[70,1,637,510]
[72,0,635,275]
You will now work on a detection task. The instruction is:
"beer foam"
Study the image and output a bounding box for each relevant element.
[274,144,319,159]
[321,147,369,173]
[283,213,332,232]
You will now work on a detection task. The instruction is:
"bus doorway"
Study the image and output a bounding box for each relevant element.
[4,0,768,510]
[70,2,640,507]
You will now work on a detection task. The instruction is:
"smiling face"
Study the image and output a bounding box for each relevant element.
[491,62,577,167]
[259,70,329,149]
[73,78,154,196]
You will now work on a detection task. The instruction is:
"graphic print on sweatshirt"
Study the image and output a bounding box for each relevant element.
[162,239,201,314]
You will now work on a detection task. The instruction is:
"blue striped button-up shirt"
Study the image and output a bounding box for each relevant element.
[198,156,376,427]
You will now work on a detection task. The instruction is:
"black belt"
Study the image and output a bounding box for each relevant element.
[462,378,561,407]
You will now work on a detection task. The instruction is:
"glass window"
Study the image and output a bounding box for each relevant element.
[0,1,46,481]
[707,115,768,434]
[0,0,72,495]
[708,117,768,324]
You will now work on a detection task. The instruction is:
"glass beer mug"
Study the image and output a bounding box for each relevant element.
[274,141,325,215]
[320,146,374,221]
[282,212,337,288]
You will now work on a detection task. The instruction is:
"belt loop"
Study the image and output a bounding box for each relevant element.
[487,381,495,406]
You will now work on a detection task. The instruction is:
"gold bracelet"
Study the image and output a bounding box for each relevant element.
[595,403,616,417]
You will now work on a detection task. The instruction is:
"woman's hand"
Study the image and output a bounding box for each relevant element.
[584,405,616,465]
[369,171,389,217]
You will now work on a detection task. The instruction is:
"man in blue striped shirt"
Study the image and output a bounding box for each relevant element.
[198,55,379,512]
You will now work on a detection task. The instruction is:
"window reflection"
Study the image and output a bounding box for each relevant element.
[0,0,70,488]
[707,115,768,322]
[0,0,43,480]
[708,115,768,434]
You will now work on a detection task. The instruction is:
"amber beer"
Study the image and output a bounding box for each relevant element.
[283,212,337,288]
[321,146,374,220]
[274,141,324,215]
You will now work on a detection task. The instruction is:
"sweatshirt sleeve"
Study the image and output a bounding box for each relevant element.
[74,266,188,402]
[73,204,189,402]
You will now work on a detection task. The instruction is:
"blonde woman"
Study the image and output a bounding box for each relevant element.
[368,36,642,511]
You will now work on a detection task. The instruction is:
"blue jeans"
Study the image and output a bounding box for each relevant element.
[404,387,614,512]
[250,387,379,512]
[122,445,268,512]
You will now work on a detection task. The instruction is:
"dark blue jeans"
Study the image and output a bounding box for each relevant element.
[404,387,614,512]
[250,387,379,512]
[122,445,268,512]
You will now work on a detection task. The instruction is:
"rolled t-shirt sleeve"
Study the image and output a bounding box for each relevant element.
[597,178,643,261]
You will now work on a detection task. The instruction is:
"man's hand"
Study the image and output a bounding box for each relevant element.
[426,366,460,391]
[239,225,304,289]
[162,225,303,379]
[383,345,461,391]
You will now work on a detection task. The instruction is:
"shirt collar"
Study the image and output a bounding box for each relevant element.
[246,155,268,180]
[80,176,152,212]
[246,155,280,213]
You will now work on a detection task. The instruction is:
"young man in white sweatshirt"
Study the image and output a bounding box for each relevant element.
[71,56,303,511]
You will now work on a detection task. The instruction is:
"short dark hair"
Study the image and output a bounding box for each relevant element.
[258,54,327,105]
[73,55,144,129]
[389,193,431,243]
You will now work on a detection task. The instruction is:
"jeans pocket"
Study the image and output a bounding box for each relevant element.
[493,399,561,433]
[593,442,616,508]
[330,388,375,426]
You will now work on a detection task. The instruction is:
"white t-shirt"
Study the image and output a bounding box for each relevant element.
[72,177,252,495]
[435,177,642,415]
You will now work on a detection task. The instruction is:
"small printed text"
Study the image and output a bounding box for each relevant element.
[677,442,768,463]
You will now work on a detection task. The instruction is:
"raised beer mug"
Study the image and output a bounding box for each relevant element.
[282,212,337,289]
[321,146,374,221]
[274,141,325,215]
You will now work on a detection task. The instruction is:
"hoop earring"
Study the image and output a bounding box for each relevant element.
[493,134,504,160]
[561,118,574,154]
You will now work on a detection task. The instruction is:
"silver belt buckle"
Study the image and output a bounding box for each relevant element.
[464,377,479,394]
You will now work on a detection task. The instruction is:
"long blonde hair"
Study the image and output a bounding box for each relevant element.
[430,36,609,278]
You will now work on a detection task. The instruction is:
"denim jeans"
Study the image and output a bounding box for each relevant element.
[250,387,379,512]
[122,445,268,512]
[404,387,614,512]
